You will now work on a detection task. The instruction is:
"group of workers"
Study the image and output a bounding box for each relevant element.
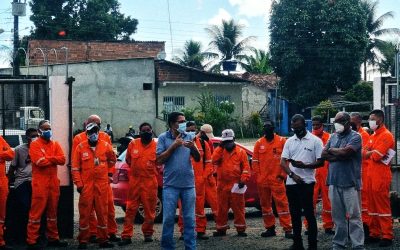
[0,108,396,250]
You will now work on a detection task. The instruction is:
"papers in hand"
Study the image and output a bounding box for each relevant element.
[231,183,247,194]
[381,148,396,165]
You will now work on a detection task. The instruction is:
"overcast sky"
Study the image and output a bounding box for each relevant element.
[0,0,399,68]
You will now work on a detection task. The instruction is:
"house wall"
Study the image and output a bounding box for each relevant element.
[17,58,156,139]
[242,84,267,120]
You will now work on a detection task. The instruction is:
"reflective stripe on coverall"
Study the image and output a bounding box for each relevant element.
[212,146,250,232]
[178,138,213,233]
[121,138,158,239]
[27,137,66,245]
[72,139,116,244]
[359,128,370,225]
[0,136,14,246]
[366,125,394,240]
[73,131,117,237]
[253,135,292,232]
[204,140,218,219]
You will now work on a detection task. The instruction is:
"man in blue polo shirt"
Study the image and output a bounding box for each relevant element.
[157,112,200,250]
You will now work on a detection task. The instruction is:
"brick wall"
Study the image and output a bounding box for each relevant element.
[28,39,165,65]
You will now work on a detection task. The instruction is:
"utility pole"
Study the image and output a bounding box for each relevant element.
[12,0,26,76]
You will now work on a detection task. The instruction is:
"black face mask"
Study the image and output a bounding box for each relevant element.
[264,128,274,140]
[293,128,306,138]
[200,133,209,141]
[350,122,358,131]
[225,141,236,152]
[140,131,153,142]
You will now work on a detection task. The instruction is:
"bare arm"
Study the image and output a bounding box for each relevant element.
[156,134,183,165]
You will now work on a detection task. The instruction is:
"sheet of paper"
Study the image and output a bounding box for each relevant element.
[381,148,396,165]
[231,183,247,194]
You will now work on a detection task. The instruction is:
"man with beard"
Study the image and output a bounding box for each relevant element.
[280,114,324,250]
[252,120,292,238]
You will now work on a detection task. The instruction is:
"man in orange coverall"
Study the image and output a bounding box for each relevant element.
[72,114,120,243]
[212,129,250,237]
[72,123,116,249]
[252,120,293,238]
[0,132,14,249]
[199,124,218,220]
[119,123,158,246]
[304,116,334,235]
[27,120,68,249]
[350,112,371,237]
[177,121,213,240]
[365,109,395,247]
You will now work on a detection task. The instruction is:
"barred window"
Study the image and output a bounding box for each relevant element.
[163,96,185,119]
[215,95,231,104]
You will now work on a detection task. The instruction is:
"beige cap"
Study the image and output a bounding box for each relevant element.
[200,124,214,138]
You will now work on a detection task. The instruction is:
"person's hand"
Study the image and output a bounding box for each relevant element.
[365,151,373,159]
[291,173,304,184]
[238,182,245,189]
[77,186,83,193]
[277,175,285,182]
[183,140,195,149]
[172,134,184,148]
[292,161,306,169]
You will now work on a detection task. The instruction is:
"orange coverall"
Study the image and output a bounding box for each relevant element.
[366,125,394,240]
[72,139,116,244]
[121,138,158,239]
[27,137,66,245]
[72,131,118,237]
[252,135,292,232]
[359,128,370,224]
[0,136,14,246]
[212,145,250,233]
[204,140,218,219]
[304,131,333,230]
[178,138,213,233]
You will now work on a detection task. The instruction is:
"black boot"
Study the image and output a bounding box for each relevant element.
[261,226,276,237]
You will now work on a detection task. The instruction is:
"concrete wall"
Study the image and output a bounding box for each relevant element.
[242,84,267,120]
[17,58,156,139]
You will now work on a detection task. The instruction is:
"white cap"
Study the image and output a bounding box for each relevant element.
[221,129,235,141]
[86,122,99,131]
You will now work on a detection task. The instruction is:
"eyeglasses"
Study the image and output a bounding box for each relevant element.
[177,120,187,124]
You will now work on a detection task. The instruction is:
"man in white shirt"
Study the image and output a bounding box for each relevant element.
[280,114,324,250]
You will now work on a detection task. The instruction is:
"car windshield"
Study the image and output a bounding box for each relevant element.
[118,150,127,162]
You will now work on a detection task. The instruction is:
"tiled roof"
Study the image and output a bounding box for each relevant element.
[239,72,279,89]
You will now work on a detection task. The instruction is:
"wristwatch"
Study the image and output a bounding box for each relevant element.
[288,172,294,178]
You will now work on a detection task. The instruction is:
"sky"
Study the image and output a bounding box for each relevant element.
[0,0,400,68]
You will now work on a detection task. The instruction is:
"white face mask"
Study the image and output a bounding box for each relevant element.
[369,120,378,131]
[334,123,345,134]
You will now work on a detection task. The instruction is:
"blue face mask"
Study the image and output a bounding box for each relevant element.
[40,130,52,140]
[187,131,196,137]
[177,123,187,134]
[88,133,99,143]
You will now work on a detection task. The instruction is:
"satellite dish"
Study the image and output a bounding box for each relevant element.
[157,51,166,60]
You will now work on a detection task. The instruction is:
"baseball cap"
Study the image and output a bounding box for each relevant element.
[221,129,235,141]
[200,124,214,138]
[86,122,99,132]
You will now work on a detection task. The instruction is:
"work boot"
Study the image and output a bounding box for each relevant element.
[99,241,114,248]
[213,230,226,237]
[144,236,153,242]
[261,227,276,237]
[197,232,209,240]
[285,231,294,239]
[89,235,97,243]
[366,236,380,244]
[237,231,247,237]
[47,240,68,247]
[324,228,335,235]
[378,239,392,247]
[363,224,370,239]
[118,238,132,246]
[108,234,121,242]
[77,243,88,249]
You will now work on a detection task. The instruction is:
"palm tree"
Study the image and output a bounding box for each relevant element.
[378,40,399,76]
[173,40,216,70]
[205,19,254,72]
[241,48,273,74]
[362,0,400,80]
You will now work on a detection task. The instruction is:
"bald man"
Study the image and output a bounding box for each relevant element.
[72,115,120,243]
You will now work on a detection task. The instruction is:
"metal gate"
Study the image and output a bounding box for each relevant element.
[0,76,49,147]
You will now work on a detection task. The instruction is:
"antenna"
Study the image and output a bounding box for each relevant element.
[167,0,174,57]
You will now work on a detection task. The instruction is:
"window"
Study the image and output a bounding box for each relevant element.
[215,95,231,104]
[143,83,152,90]
[163,96,185,120]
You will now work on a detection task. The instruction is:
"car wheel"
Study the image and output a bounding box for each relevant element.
[135,191,163,223]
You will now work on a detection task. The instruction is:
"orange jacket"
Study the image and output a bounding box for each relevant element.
[29,137,66,178]
[125,138,157,179]
[72,140,116,189]
[252,135,286,184]
[192,137,213,180]
[367,125,395,167]
[212,145,250,187]
[359,128,370,158]
[314,131,330,175]
[0,136,14,177]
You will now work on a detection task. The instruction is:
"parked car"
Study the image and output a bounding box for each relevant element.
[111,137,260,222]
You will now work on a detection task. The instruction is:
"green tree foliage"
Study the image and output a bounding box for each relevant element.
[269,0,368,106]
[205,19,254,72]
[344,81,373,102]
[241,48,273,74]
[173,40,217,70]
[29,0,138,40]
[361,0,400,80]
[313,100,337,122]
[378,40,400,77]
